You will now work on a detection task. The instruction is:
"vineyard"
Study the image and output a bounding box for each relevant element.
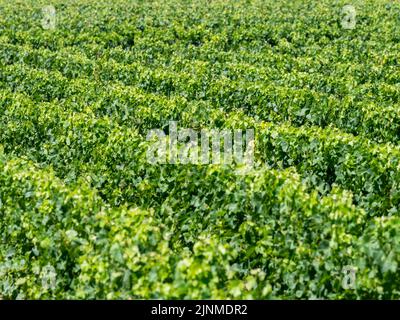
[1,0,400,299]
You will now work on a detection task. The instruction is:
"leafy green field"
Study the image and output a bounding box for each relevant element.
[1,0,400,299]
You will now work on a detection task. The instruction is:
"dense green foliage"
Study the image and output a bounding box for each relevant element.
[1,0,400,299]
